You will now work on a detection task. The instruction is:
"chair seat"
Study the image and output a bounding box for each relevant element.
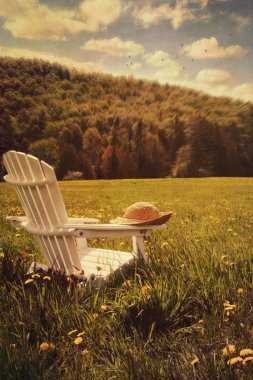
[79,247,135,279]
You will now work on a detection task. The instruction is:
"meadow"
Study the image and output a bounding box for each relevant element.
[0,177,253,380]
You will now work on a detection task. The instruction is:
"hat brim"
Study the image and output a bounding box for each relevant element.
[110,212,173,226]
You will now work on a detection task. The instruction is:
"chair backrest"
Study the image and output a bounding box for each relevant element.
[3,150,82,274]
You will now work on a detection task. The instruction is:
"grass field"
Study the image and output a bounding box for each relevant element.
[0,178,253,380]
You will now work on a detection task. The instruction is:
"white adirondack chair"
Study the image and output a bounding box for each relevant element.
[3,151,164,283]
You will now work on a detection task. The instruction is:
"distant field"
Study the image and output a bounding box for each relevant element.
[1,178,253,379]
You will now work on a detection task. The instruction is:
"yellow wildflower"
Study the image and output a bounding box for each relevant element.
[141,284,152,294]
[222,345,236,356]
[74,337,83,345]
[101,305,108,312]
[227,357,243,365]
[191,358,199,366]
[67,329,78,335]
[81,349,89,356]
[77,331,85,337]
[240,349,253,357]
[43,276,51,281]
[0,252,5,258]
[24,279,34,285]
[242,356,253,364]
[221,255,229,261]
[40,342,55,351]
[19,251,33,260]
[93,313,99,319]
[32,274,40,279]
[237,288,244,295]
[40,342,49,351]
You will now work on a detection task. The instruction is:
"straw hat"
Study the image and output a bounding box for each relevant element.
[111,202,172,226]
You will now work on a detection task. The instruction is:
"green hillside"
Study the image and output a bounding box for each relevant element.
[0,57,253,179]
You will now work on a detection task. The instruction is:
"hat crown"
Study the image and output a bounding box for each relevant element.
[123,202,160,221]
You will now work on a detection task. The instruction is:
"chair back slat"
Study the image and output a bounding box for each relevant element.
[3,151,82,274]
[3,152,38,225]
[40,160,68,225]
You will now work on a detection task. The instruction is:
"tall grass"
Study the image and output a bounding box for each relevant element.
[0,178,253,379]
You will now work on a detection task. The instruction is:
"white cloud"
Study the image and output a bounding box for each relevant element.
[0,45,104,72]
[183,37,248,59]
[0,0,125,40]
[196,69,232,85]
[133,3,192,29]
[230,83,253,103]
[82,37,144,56]
[230,13,251,30]
[144,50,181,80]
[77,0,125,32]
[132,0,209,29]
[129,62,142,70]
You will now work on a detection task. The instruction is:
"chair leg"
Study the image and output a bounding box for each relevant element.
[132,236,147,261]
[76,237,88,249]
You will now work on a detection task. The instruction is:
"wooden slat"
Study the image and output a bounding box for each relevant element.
[40,161,68,224]
[80,248,134,276]
[4,152,39,227]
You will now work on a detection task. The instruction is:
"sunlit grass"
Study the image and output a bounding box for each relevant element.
[0,178,253,379]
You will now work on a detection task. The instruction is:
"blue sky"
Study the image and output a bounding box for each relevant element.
[0,0,252,102]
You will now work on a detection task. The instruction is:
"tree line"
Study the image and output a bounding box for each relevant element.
[0,57,253,179]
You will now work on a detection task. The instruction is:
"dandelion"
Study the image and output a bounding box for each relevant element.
[43,276,51,281]
[56,268,64,274]
[74,337,83,345]
[77,331,85,337]
[242,356,253,364]
[191,357,199,366]
[101,305,108,312]
[227,357,243,365]
[222,345,236,356]
[32,274,40,279]
[40,342,55,351]
[40,342,49,351]
[221,255,229,261]
[24,279,34,285]
[81,349,89,356]
[67,329,78,335]
[141,284,152,294]
[19,251,33,260]
[240,348,253,357]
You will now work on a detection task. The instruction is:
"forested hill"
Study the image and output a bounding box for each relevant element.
[0,56,253,179]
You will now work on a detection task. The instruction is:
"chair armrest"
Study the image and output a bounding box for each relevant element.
[62,223,165,239]
[6,216,28,228]
[67,217,100,224]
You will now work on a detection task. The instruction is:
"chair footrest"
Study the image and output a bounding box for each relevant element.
[79,247,136,278]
